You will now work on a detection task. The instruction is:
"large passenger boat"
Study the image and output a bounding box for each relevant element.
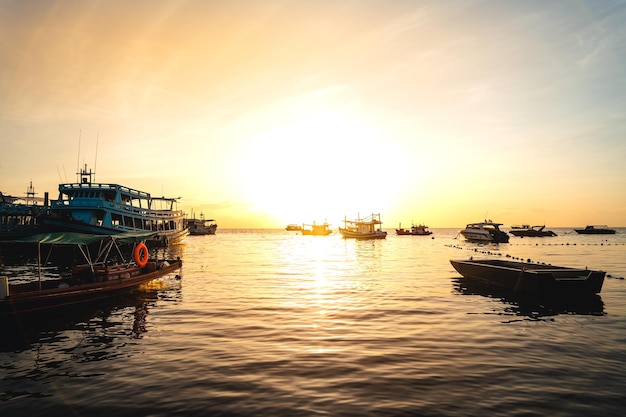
[39,165,188,246]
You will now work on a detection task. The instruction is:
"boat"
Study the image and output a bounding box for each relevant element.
[460,220,509,243]
[574,225,616,235]
[185,213,217,235]
[0,182,49,240]
[450,258,605,298]
[339,213,387,239]
[285,224,302,231]
[396,223,432,236]
[301,222,332,236]
[0,231,182,318]
[39,164,188,246]
[509,225,557,237]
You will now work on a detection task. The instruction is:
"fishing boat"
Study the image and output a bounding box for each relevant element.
[185,213,217,235]
[285,224,302,231]
[301,222,332,236]
[450,258,605,298]
[0,232,182,318]
[0,182,49,240]
[39,164,188,246]
[396,223,432,236]
[339,213,387,239]
[509,225,557,237]
[460,220,509,243]
[574,225,616,235]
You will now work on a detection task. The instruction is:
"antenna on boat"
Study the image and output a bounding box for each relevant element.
[94,132,99,182]
[76,130,81,183]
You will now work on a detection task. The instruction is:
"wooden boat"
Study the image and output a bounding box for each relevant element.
[301,222,332,236]
[339,213,387,239]
[185,213,217,235]
[39,164,188,246]
[0,232,182,318]
[460,220,509,243]
[285,224,302,231]
[396,223,432,236]
[450,258,605,298]
[509,225,557,237]
[0,182,49,240]
[574,225,616,235]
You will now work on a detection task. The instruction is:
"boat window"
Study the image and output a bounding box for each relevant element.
[124,216,134,227]
[111,213,122,226]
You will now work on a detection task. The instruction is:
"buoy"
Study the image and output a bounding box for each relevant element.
[134,243,149,267]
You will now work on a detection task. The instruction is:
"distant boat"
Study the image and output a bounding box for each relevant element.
[185,214,217,235]
[0,232,182,319]
[301,222,332,236]
[396,223,432,236]
[339,213,387,239]
[450,258,605,298]
[509,225,557,237]
[574,225,616,235]
[285,224,302,231]
[0,181,49,240]
[460,220,509,243]
[39,164,188,246]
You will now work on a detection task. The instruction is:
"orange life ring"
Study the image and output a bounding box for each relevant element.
[134,243,149,267]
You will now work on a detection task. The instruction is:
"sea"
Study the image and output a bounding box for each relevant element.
[1,228,626,417]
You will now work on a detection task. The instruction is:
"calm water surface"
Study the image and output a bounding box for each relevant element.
[1,228,626,416]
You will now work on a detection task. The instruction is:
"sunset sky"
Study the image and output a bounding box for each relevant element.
[1,0,625,228]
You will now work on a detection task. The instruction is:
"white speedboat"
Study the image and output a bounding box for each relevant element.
[460,220,509,243]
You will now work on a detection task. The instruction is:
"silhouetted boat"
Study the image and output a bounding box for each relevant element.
[450,258,605,298]
[285,224,302,231]
[301,222,332,236]
[396,223,432,236]
[0,182,49,240]
[509,225,557,237]
[460,220,509,243]
[185,214,217,235]
[0,232,182,318]
[339,213,387,239]
[574,225,616,235]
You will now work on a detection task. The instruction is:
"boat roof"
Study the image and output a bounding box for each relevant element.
[6,231,157,245]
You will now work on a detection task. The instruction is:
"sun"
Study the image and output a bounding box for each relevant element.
[236,109,408,226]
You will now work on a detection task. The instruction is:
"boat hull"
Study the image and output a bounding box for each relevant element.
[450,259,604,297]
[339,228,387,239]
[460,230,509,243]
[509,230,557,237]
[574,229,616,235]
[0,259,182,318]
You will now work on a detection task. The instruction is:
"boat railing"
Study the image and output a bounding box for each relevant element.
[60,182,152,199]
[50,198,183,219]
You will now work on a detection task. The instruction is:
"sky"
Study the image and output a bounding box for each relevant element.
[1,0,625,228]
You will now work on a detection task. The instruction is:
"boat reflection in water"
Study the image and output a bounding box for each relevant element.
[452,275,605,318]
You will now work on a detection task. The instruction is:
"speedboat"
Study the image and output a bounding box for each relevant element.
[339,213,387,239]
[509,225,557,237]
[460,220,509,243]
[574,225,616,235]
